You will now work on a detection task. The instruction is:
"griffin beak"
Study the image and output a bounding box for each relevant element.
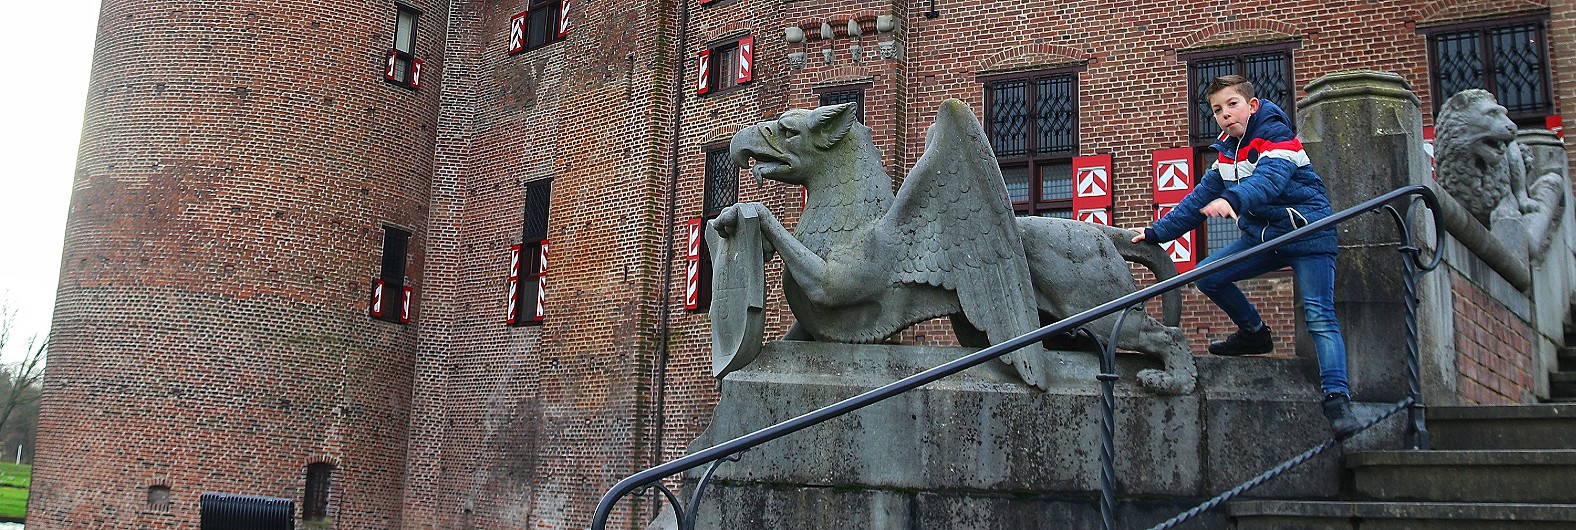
[730,123,781,187]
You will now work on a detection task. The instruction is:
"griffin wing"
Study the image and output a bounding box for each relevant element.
[881,99,1040,348]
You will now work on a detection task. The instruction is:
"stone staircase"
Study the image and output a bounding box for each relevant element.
[1229,404,1576,529]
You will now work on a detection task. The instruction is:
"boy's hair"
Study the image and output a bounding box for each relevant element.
[1206,75,1256,101]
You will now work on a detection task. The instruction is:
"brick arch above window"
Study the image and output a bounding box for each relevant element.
[307,455,343,467]
[701,124,749,146]
[1175,19,1300,52]
[976,44,1086,75]
[1416,0,1545,25]
[703,23,752,45]
[811,67,875,87]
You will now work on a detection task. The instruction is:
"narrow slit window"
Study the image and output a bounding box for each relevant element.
[304,463,333,521]
[384,5,423,89]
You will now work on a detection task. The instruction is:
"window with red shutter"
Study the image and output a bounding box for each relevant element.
[371,226,412,323]
[509,179,553,326]
[697,35,753,96]
[511,0,567,54]
[385,5,422,89]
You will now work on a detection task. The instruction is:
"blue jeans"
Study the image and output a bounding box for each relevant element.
[1196,236,1349,396]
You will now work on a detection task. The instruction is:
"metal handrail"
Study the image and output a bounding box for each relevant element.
[589,185,1442,530]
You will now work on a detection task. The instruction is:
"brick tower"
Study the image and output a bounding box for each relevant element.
[34,0,446,526]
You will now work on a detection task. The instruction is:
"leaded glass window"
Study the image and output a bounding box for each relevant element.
[704,146,738,217]
[1206,216,1238,254]
[1186,48,1293,145]
[691,145,739,313]
[984,69,1079,217]
[819,88,866,122]
[1427,18,1550,120]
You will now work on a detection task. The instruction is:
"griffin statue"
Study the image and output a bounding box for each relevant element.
[711,99,1196,395]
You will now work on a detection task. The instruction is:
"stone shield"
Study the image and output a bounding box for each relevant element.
[705,210,766,378]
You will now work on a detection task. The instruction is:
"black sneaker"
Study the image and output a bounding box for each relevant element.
[1208,326,1274,356]
[1322,392,1361,439]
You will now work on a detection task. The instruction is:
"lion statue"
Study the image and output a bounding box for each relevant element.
[712,100,1196,395]
[1435,89,1567,264]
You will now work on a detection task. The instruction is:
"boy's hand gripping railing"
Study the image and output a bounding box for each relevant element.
[589,185,1441,530]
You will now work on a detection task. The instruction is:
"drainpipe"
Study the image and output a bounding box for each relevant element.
[653,0,693,520]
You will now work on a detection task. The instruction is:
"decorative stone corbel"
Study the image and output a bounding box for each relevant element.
[878,40,900,60]
[787,52,806,70]
[784,26,805,44]
[877,14,897,33]
[849,44,863,64]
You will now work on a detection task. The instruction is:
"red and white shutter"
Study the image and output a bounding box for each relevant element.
[400,286,414,323]
[1072,154,1112,226]
[506,245,522,324]
[1549,115,1564,139]
[557,0,571,38]
[736,36,753,84]
[1076,209,1110,225]
[1155,205,1196,273]
[695,50,711,95]
[1152,147,1194,205]
[409,59,424,89]
[1422,126,1436,178]
[533,241,549,322]
[384,50,399,81]
[508,12,527,54]
[685,218,703,310]
[1152,148,1197,273]
[369,279,387,318]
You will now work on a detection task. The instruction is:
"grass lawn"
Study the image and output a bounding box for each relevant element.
[0,462,29,520]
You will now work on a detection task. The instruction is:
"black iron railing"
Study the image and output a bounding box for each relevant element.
[590,185,1441,530]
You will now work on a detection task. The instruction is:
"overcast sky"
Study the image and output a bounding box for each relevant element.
[0,1,101,363]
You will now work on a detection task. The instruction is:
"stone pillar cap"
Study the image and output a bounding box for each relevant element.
[1300,69,1420,109]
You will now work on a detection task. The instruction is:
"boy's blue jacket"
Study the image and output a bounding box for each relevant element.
[1145,99,1337,256]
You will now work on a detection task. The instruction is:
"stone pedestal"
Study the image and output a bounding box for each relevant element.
[654,341,1400,529]
[1297,70,1432,402]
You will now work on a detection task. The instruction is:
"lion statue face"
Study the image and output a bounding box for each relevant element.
[1434,89,1519,224]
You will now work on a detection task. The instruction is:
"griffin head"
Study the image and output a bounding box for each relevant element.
[729,103,862,186]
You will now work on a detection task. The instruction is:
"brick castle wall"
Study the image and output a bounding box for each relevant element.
[37,0,1561,528]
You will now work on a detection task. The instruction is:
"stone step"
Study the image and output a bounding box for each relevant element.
[1347,450,1576,503]
[1553,372,1576,398]
[1427,404,1576,449]
[1230,500,1576,530]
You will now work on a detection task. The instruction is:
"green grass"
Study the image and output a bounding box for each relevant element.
[0,462,30,520]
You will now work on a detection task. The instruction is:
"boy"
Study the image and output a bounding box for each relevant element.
[1131,75,1358,437]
